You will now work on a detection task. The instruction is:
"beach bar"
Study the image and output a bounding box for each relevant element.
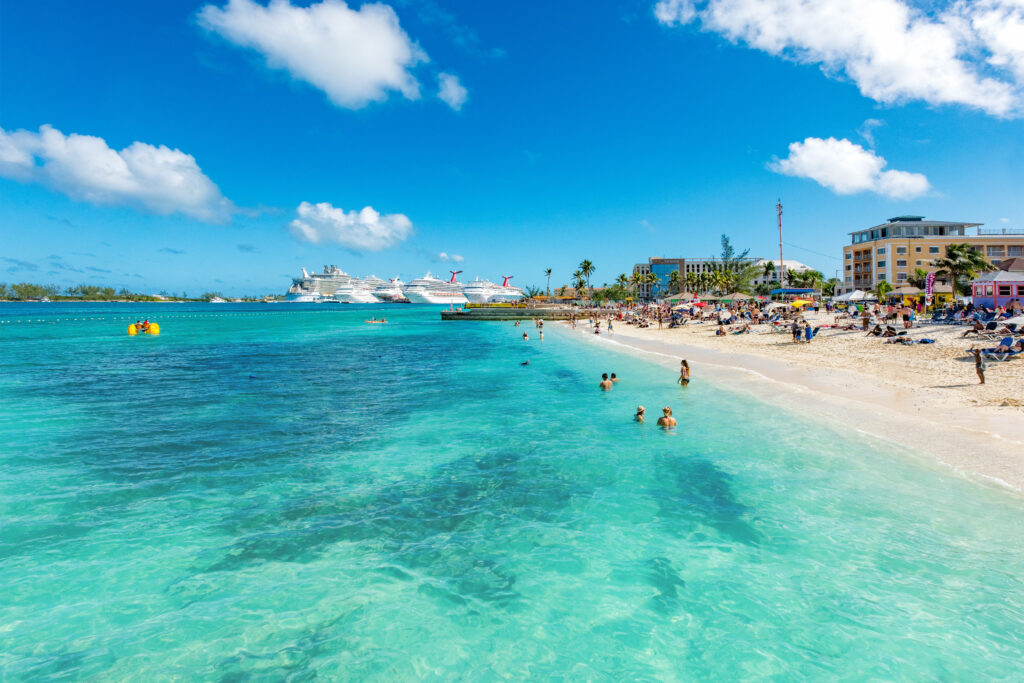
[970,258,1024,308]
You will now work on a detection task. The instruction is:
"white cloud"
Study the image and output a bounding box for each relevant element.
[769,136,930,199]
[437,72,468,111]
[289,201,412,250]
[654,0,1024,117]
[199,0,427,109]
[857,118,884,147]
[1001,217,1010,223]
[437,251,464,262]
[0,124,233,222]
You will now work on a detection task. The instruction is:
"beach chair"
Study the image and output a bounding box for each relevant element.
[979,337,1023,362]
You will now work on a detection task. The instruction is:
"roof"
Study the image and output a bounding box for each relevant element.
[770,288,815,294]
[848,218,982,235]
[972,271,1024,283]
[999,257,1024,272]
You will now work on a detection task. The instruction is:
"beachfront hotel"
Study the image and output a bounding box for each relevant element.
[840,216,1024,293]
[633,256,763,298]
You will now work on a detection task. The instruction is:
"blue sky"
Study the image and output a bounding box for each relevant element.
[2,0,1023,295]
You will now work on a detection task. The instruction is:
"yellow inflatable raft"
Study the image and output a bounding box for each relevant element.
[128,323,160,335]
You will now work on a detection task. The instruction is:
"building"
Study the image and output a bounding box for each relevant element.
[751,259,811,287]
[841,216,1024,293]
[970,257,1024,309]
[633,256,762,298]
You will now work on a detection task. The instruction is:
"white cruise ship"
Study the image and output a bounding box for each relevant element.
[463,276,525,304]
[373,277,407,302]
[286,265,352,302]
[404,271,469,305]
[335,278,380,304]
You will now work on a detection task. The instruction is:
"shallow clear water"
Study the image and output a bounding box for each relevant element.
[2,303,1024,679]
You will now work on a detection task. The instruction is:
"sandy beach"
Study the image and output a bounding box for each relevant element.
[568,312,1024,491]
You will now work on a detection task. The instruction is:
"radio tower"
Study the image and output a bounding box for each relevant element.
[776,199,786,288]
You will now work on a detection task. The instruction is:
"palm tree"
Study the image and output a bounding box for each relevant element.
[761,260,776,284]
[579,259,595,298]
[906,268,930,289]
[572,269,586,300]
[544,268,552,298]
[709,268,729,294]
[629,271,644,294]
[645,272,661,299]
[667,269,682,295]
[874,279,893,301]
[931,244,993,298]
[822,278,841,297]
[685,271,699,294]
[616,273,629,290]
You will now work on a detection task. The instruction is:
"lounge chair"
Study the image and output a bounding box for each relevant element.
[979,337,1024,362]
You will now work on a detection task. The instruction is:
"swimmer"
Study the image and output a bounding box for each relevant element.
[634,406,645,423]
[521,360,530,366]
[539,331,544,341]
[677,360,689,386]
[610,373,619,383]
[599,373,613,391]
[522,332,529,341]
[514,321,520,327]
[656,406,677,428]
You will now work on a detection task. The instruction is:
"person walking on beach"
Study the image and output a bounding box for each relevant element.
[677,360,690,385]
[968,348,986,384]
[600,373,613,391]
[634,406,646,423]
[657,407,677,428]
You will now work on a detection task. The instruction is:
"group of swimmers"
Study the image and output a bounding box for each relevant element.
[600,360,690,429]
[634,406,677,428]
[133,319,152,332]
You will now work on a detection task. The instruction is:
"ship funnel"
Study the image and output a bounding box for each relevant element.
[502,275,513,287]
[449,270,463,283]
[302,268,310,278]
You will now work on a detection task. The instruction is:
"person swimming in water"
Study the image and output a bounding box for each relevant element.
[599,373,612,391]
[634,405,645,423]
[610,373,619,383]
[677,360,689,386]
[522,332,529,341]
[656,406,677,428]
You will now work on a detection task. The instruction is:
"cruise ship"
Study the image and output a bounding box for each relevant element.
[463,276,525,304]
[334,278,380,304]
[404,271,469,305]
[285,265,353,302]
[373,277,407,302]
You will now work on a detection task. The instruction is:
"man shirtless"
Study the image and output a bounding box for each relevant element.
[599,373,613,391]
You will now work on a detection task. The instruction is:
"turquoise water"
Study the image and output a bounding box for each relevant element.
[2,303,1024,679]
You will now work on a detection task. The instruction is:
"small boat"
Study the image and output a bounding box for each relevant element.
[128,323,160,335]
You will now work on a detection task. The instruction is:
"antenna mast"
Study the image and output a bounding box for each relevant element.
[776,199,785,287]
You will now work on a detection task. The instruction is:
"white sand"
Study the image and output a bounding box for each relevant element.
[566,313,1024,491]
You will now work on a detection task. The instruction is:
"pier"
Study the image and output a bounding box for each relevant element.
[440,307,579,321]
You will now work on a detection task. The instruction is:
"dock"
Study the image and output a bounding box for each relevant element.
[440,307,579,321]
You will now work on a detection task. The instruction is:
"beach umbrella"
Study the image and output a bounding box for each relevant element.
[692,301,707,307]
[791,299,813,307]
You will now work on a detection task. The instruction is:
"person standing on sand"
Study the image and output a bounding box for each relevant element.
[600,373,613,391]
[657,407,677,428]
[968,349,986,384]
[678,360,690,385]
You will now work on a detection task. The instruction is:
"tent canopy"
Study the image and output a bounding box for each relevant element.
[770,288,815,295]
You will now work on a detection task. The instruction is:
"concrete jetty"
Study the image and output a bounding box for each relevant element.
[440,307,579,321]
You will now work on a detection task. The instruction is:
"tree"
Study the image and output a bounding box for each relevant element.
[667,269,682,295]
[762,260,776,282]
[931,244,993,298]
[616,273,629,290]
[643,271,660,299]
[874,280,893,301]
[544,268,552,298]
[578,259,595,298]
[572,270,586,299]
[629,271,644,295]
[822,278,841,297]
[709,268,729,294]
[906,268,930,289]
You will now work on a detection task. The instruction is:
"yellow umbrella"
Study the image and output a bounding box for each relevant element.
[791,299,813,307]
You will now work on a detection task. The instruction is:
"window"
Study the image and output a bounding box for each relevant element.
[896,246,907,254]
[877,248,886,255]
[877,261,886,268]
[985,285,994,296]
[998,285,1012,296]
[988,246,1005,257]
[916,261,923,266]
[929,246,940,254]
[845,252,852,259]
[974,285,983,296]
[845,265,852,271]
[1009,246,1023,257]
[896,260,907,267]
[1018,285,1024,296]
[916,247,922,253]
[846,277,852,284]
[897,273,908,281]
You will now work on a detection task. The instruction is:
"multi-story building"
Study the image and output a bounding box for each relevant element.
[633,256,762,298]
[841,216,1024,292]
[751,259,811,287]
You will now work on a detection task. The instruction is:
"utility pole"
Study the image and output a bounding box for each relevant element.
[776,199,786,288]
